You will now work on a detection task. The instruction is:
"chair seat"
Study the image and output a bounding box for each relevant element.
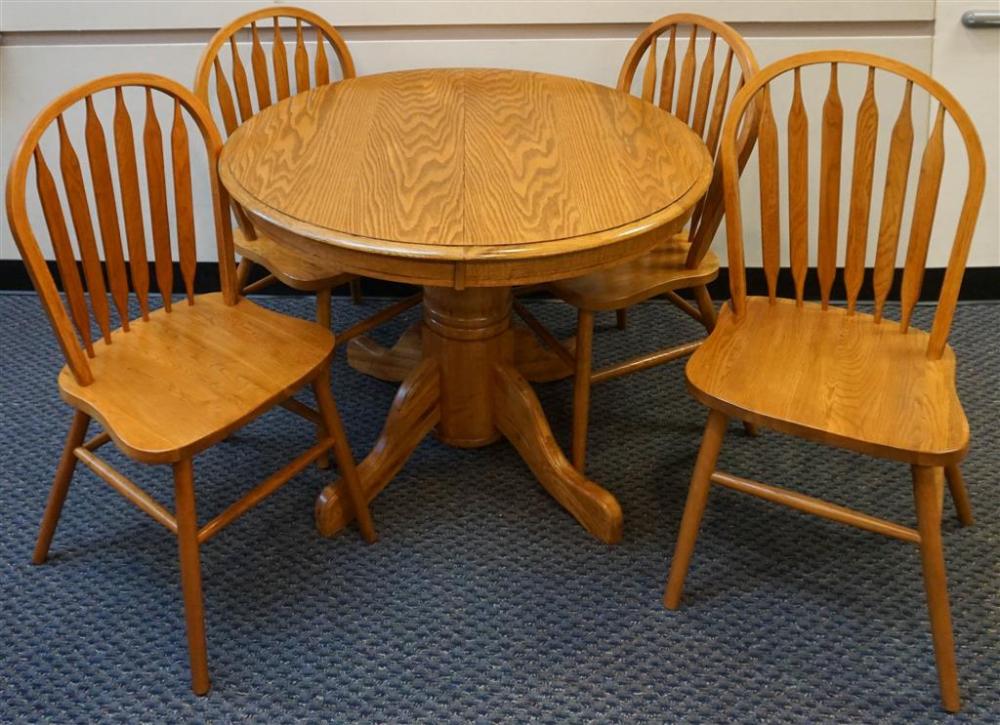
[686,297,969,465]
[547,234,720,311]
[58,293,335,464]
[235,226,356,291]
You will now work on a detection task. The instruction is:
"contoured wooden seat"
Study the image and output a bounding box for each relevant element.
[5,74,376,695]
[687,297,968,465]
[664,51,985,712]
[532,14,759,473]
[194,7,421,333]
[59,292,334,462]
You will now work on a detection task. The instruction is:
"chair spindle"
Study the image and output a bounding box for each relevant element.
[113,88,150,319]
[844,67,879,311]
[272,18,290,101]
[58,114,112,342]
[658,26,678,112]
[872,81,915,322]
[34,147,94,354]
[787,68,809,304]
[143,89,173,308]
[170,99,197,302]
[900,104,947,331]
[758,85,781,302]
[674,25,699,123]
[818,63,844,308]
[84,96,131,328]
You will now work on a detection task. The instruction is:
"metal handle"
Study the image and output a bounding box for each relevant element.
[961,10,1000,27]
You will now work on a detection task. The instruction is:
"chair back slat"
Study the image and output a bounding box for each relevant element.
[294,19,310,93]
[170,100,197,302]
[314,25,331,86]
[143,89,173,309]
[758,85,781,301]
[33,147,94,355]
[674,26,699,123]
[872,81,914,322]
[657,26,677,111]
[640,36,657,103]
[84,96,131,328]
[195,8,356,139]
[272,18,291,101]
[113,88,150,319]
[817,64,844,308]
[228,36,254,123]
[719,51,985,360]
[212,58,240,136]
[787,68,809,303]
[57,115,112,342]
[250,22,273,111]
[6,74,237,385]
[702,48,733,160]
[900,104,946,331]
[691,32,716,136]
[844,67,879,311]
[617,14,759,270]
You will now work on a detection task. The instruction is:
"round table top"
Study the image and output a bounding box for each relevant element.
[219,68,712,286]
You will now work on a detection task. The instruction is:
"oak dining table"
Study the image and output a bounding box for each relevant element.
[218,67,712,544]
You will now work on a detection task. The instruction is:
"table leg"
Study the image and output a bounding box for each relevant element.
[493,363,623,543]
[318,286,622,543]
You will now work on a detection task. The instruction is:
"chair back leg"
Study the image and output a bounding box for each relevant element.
[173,458,210,696]
[913,465,961,712]
[33,410,90,564]
[944,464,974,526]
[571,310,595,472]
[664,409,728,609]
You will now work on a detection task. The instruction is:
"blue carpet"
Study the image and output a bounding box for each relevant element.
[0,292,997,723]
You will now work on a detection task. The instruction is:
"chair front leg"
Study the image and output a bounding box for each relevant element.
[944,464,973,526]
[912,465,961,712]
[33,410,90,564]
[173,458,210,696]
[571,310,595,473]
[664,409,728,609]
[616,308,628,330]
[313,369,377,543]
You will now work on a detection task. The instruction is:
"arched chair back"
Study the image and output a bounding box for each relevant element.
[194,6,355,138]
[618,14,759,268]
[718,51,985,359]
[5,73,236,387]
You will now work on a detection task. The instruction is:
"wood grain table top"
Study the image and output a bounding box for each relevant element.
[219,68,712,265]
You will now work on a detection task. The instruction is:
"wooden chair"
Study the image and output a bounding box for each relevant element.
[5,73,377,695]
[519,14,759,472]
[194,6,421,337]
[663,51,984,712]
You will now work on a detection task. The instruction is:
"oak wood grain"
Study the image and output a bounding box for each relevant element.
[219,67,712,283]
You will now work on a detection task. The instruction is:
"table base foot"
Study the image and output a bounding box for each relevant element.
[494,363,623,544]
[315,358,440,536]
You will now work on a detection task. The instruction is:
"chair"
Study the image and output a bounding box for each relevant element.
[194,6,421,337]
[663,51,984,712]
[522,14,759,472]
[5,73,377,695]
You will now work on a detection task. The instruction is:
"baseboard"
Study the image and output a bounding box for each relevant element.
[1,259,997,301]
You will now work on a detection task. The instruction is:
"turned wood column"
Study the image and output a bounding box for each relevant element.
[422,287,514,447]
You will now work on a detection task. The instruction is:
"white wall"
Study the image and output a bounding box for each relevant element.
[1,0,995,269]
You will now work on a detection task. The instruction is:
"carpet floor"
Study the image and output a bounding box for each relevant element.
[0,292,997,723]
